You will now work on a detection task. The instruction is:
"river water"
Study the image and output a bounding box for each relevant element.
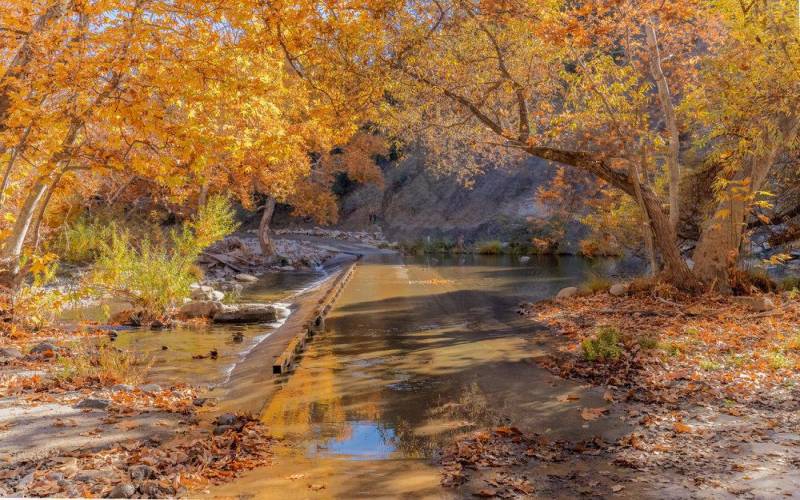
[208,254,632,498]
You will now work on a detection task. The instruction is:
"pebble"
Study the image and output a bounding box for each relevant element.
[139,384,162,394]
[128,464,156,481]
[109,483,136,498]
[111,384,134,392]
[75,398,110,410]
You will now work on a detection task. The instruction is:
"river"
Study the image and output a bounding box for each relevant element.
[206,253,633,498]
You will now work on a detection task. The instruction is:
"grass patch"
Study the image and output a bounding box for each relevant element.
[55,342,148,386]
[637,335,659,350]
[657,341,682,357]
[581,326,623,362]
[699,358,722,371]
[767,351,791,370]
[580,272,611,294]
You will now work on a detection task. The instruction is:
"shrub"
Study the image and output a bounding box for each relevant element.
[767,351,791,371]
[476,240,503,255]
[51,217,116,263]
[88,195,238,317]
[581,326,623,362]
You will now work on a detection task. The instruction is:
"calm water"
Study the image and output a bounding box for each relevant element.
[211,253,630,498]
[66,271,328,388]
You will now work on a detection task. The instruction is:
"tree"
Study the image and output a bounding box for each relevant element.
[272,0,799,290]
[0,0,382,287]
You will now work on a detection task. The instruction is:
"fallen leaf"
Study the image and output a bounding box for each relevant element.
[288,473,305,480]
[673,422,693,434]
[308,483,326,491]
[557,394,581,402]
[581,407,608,421]
[603,390,614,402]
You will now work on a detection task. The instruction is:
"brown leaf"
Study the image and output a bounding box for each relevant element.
[673,422,693,434]
[581,407,608,421]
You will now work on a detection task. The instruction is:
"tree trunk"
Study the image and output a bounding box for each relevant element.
[693,114,800,290]
[0,179,49,288]
[628,161,658,276]
[645,21,681,233]
[259,196,277,260]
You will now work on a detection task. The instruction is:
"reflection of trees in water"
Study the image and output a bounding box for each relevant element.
[259,339,385,442]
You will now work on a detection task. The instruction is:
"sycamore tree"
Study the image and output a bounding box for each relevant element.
[0,0,382,287]
[268,0,800,291]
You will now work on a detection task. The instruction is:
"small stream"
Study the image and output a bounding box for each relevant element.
[209,253,633,498]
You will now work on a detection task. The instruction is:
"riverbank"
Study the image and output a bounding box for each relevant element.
[501,288,800,498]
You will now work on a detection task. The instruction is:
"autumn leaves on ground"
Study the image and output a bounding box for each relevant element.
[1,0,800,498]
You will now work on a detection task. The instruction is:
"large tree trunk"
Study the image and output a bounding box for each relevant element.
[0,179,49,288]
[693,114,800,290]
[645,21,681,233]
[258,196,277,260]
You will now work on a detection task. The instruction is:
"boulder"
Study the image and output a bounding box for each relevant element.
[234,273,259,283]
[213,304,277,323]
[733,295,775,313]
[75,398,110,410]
[0,347,23,359]
[29,342,58,354]
[609,283,628,297]
[556,287,579,300]
[210,290,225,302]
[177,300,223,320]
[111,384,134,393]
[519,256,531,264]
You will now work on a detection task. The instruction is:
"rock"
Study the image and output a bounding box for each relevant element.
[609,283,628,297]
[29,341,58,354]
[16,472,34,491]
[190,285,216,301]
[74,470,102,482]
[108,482,136,498]
[139,383,161,394]
[0,347,23,359]
[213,304,277,324]
[556,287,579,299]
[111,384,134,393]
[217,282,243,294]
[75,398,110,410]
[213,424,232,435]
[234,273,258,283]
[177,300,223,319]
[733,295,775,312]
[128,464,156,481]
[210,290,225,301]
[277,265,295,271]
[139,480,173,497]
[216,413,238,426]
[45,471,64,482]
[519,256,531,263]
